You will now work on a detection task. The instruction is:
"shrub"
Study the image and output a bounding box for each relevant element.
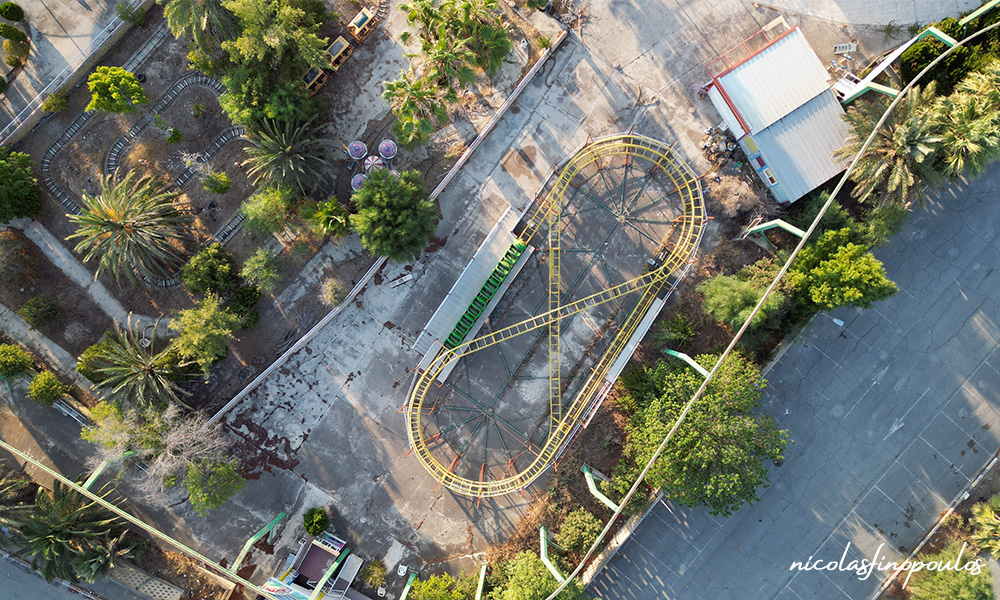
[2,38,27,57]
[0,22,26,42]
[184,459,245,516]
[240,247,280,294]
[899,19,973,95]
[229,285,262,329]
[908,540,993,600]
[360,560,386,589]
[0,75,6,90]
[76,338,113,383]
[2,53,19,67]
[785,190,858,239]
[241,186,294,234]
[181,244,238,295]
[16,294,60,329]
[0,2,24,21]
[788,228,898,310]
[201,171,230,194]
[42,90,68,113]
[858,204,909,248]
[166,128,183,144]
[556,508,603,553]
[303,198,350,237]
[0,230,29,281]
[303,507,330,535]
[0,343,31,377]
[707,175,765,217]
[318,276,343,307]
[27,370,69,406]
[653,312,695,351]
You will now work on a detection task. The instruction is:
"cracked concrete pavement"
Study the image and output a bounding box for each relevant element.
[588,171,1000,599]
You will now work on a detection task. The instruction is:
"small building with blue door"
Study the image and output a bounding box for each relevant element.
[705,20,851,203]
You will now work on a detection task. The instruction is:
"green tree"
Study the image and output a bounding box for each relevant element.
[16,294,60,329]
[89,319,192,409]
[169,293,241,377]
[351,170,438,261]
[908,540,992,600]
[67,170,193,283]
[788,228,898,310]
[383,69,449,147]
[555,508,602,553]
[202,171,231,194]
[240,186,294,234]
[183,459,244,516]
[835,83,944,208]
[181,243,238,295]
[85,67,149,113]
[410,573,474,600]
[491,552,583,600]
[302,507,329,535]
[625,354,788,517]
[0,343,31,378]
[0,146,43,223]
[27,371,69,406]
[0,22,26,42]
[42,90,68,113]
[160,0,238,52]
[222,0,328,69]
[242,119,335,195]
[76,339,114,383]
[971,497,1000,559]
[240,247,280,293]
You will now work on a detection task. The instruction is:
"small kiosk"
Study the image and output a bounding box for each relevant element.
[348,7,379,42]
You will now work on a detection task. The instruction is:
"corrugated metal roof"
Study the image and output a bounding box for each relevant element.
[752,90,851,202]
[707,85,748,138]
[716,28,831,134]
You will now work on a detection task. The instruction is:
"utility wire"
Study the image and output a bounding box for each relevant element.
[545,19,1000,600]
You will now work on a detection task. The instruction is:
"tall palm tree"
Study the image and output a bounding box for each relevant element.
[160,0,238,50]
[11,482,123,583]
[67,170,194,283]
[834,83,945,208]
[92,318,193,410]
[242,119,336,196]
[934,92,1000,178]
[957,60,1000,114]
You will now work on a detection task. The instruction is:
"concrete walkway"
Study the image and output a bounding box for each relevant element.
[588,169,1000,599]
[0,302,90,389]
[6,218,167,331]
[768,0,979,27]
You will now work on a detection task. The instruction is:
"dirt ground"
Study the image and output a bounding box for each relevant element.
[0,229,113,358]
[136,547,232,600]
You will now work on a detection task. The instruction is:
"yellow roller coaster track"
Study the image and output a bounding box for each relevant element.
[406,133,707,497]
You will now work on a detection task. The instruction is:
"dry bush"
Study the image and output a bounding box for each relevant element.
[707,175,764,217]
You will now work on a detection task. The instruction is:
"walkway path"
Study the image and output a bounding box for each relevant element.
[4,219,166,332]
[589,169,1000,599]
[0,302,89,389]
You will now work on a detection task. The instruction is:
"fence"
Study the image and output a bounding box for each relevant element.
[0,0,154,146]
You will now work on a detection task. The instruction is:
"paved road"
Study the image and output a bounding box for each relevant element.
[589,171,1000,599]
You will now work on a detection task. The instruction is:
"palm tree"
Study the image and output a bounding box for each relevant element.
[834,83,945,208]
[971,498,1000,559]
[11,482,124,583]
[384,70,451,146]
[422,38,477,90]
[67,170,194,283]
[242,119,336,196]
[160,0,238,50]
[957,61,1000,114]
[92,318,193,410]
[934,92,1000,178]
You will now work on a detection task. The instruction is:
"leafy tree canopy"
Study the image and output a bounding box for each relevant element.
[169,293,241,378]
[788,228,898,310]
[625,354,789,517]
[181,243,239,295]
[908,540,993,600]
[86,67,149,113]
[0,147,43,224]
[350,170,438,261]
